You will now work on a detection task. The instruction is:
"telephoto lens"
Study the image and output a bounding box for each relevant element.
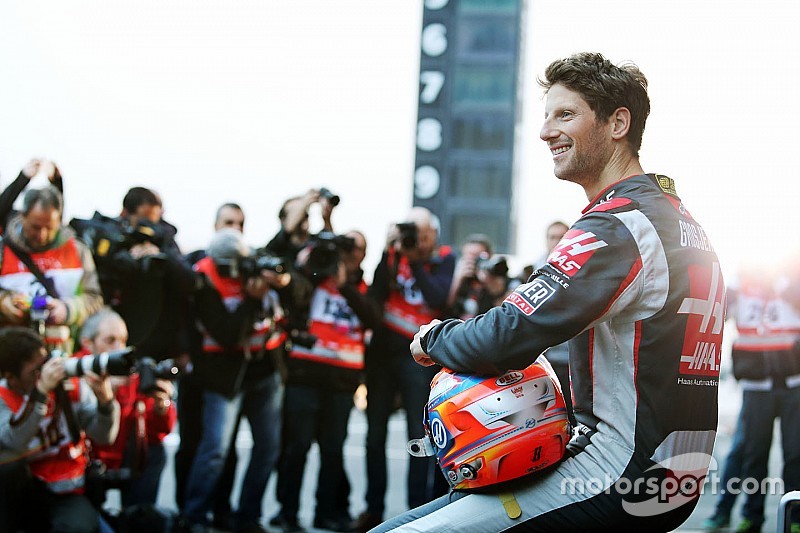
[62,347,136,378]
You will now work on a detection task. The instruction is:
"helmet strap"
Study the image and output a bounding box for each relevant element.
[498,492,522,520]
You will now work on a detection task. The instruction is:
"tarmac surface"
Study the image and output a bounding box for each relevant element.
[100,373,790,532]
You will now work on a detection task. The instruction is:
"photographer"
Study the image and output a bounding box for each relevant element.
[79,308,176,515]
[270,230,381,532]
[180,228,307,533]
[450,253,514,320]
[0,186,103,352]
[265,187,337,263]
[176,202,246,529]
[353,207,455,531]
[0,326,119,533]
[446,233,494,319]
[70,186,194,362]
[0,157,64,232]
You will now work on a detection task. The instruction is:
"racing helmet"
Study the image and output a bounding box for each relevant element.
[407,357,571,490]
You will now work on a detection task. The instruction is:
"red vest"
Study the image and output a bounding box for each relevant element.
[194,257,285,352]
[0,238,84,297]
[384,251,441,339]
[0,381,88,494]
[0,239,84,347]
[733,276,800,352]
[289,277,366,369]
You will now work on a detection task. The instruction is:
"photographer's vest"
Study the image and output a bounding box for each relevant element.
[289,277,366,370]
[0,239,84,347]
[384,250,444,339]
[194,257,286,353]
[0,381,88,494]
[732,277,800,389]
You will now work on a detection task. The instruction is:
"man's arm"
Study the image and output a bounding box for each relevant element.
[409,252,456,310]
[61,240,105,326]
[0,389,49,454]
[74,379,119,446]
[193,275,263,348]
[420,214,646,374]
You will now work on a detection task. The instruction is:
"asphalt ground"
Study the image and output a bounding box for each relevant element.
[98,374,790,532]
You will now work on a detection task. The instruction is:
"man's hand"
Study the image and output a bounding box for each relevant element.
[45,298,69,325]
[150,379,174,415]
[0,292,27,324]
[83,371,115,406]
[22,158,42,178]
[263,269,291,290]
[37,357,65,395]
[129,242,161,259]
[410,319,441,367]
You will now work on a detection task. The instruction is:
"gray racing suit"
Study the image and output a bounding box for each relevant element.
[373,174,725,532]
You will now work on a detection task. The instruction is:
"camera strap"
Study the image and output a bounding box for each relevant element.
[3,239,82,444]
[3,238,59,299]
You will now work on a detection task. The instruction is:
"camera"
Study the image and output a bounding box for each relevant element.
[136,357,180,395]
[319,187,340,207]
[396,222,418,249]
[304,231,356,279]
[216,250,288,280]
[62,347,137,378]
[69,213,166,258]
[477,254,509,277]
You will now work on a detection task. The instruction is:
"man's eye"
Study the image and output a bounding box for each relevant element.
[561,111,573,119]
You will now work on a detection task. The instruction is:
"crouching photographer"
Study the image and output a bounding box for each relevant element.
[78,309,177,530]
[270,229,381,532]
[0,326,120,533]
[180,228,309,533]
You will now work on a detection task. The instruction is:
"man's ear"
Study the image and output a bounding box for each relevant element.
[610,107,632,141]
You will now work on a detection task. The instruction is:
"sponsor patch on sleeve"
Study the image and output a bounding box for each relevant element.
[504,279,556,316]
[547,229,609,276]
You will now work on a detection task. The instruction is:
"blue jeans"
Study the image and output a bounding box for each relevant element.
[123,442,166,507]
[739,386,800,526]
[183,372,283,529]
[364,352,442,516]
[275,384,354,521]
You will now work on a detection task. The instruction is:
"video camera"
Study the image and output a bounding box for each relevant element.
[69,212,168,259]
[303,231,356,279]
[216,249,288,281]
[396,222,418,249]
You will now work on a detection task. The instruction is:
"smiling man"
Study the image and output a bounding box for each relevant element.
[372,53,726,532]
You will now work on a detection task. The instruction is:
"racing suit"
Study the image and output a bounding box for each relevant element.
[375,174,725,532]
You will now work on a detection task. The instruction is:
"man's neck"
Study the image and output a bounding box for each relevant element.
[583,152,644,201]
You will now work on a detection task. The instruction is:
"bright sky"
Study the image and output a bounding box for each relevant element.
[1,1,798,280]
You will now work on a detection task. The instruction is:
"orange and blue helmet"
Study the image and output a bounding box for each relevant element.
[408,357,571,490]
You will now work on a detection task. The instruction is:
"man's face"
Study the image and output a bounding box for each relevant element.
[461,242,489,263]
[85,316,129,354]
[540,84,614,187]
[9,348,48,395]
[22,204,61,250]
[415,223,437,258]
[342,232,366,273]
[134,203,163,224]
[546,223,568,252]
[215,206,245,233]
